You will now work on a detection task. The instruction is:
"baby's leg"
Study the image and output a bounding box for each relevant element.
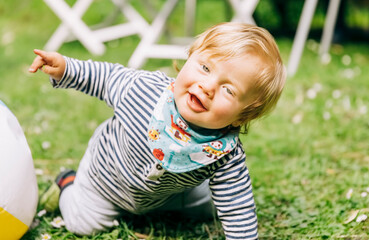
[182,180,216,219]
[59,148,119,235]
[156,180,216,219]
[59,121,121,235]
[59,148,121,235]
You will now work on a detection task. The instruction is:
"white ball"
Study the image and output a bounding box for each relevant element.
[0,100,38,239]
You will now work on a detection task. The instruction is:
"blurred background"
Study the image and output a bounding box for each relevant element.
[1,0,369,239]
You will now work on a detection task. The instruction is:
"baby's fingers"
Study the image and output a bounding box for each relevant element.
[29,49,58,71]
[33,49,53,63]
[29,49,65,80]
[40,64,61,77]
[28,55,46,73]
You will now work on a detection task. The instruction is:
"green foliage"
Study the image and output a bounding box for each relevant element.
[0,0,368,239]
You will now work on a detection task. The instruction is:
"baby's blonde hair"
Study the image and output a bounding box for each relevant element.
[188,22,286,133]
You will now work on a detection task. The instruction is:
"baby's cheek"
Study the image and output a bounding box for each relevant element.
[213,103,241,122]
[215,101,236,115]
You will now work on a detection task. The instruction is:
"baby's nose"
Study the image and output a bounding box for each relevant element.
[199,81,215,98]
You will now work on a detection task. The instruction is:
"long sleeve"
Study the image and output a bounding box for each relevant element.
[210,145,258,239]
[51,57,138,109]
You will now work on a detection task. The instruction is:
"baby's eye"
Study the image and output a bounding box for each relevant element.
[223,86,234,96]
[202,64,210,73]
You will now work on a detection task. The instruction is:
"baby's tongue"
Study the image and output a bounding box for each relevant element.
[191,94,205,110]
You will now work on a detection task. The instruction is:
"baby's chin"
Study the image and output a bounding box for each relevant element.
[176,102,230,130]
[183,116,230,131]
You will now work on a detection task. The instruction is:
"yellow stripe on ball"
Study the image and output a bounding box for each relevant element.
[0,206,28,240]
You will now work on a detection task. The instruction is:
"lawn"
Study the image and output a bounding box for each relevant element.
[1,0,368,239]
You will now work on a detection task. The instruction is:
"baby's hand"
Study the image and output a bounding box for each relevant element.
[29,49,66,81]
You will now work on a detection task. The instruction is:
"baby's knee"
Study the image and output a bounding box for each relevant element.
[64,214,106,236]
[59,189,114,236]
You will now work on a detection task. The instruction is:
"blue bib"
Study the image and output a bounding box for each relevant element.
[147,83,238,173]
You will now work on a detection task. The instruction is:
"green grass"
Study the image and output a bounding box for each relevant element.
[1,0,369,239]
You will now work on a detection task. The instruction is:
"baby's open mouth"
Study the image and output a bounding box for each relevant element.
[188,93,206,112]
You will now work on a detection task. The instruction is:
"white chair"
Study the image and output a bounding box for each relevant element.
[287,0,341,76]
[128,0,260,69]
[228,0,259,25]
[43,0,150,55]
[43,0,260,68]
[127,0,186,69]
[319,0,341,56]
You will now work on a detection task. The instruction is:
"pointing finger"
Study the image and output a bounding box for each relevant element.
[33,49,54,64]
[28,55,46,73]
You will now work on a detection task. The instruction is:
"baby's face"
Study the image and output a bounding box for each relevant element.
[174,51,262,129]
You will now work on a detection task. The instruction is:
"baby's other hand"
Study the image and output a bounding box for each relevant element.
[28,49,66,81]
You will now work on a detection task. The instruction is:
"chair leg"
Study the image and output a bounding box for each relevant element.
[185,0,196,37]
[319,0,341,56]
[287,0,318,76]
[43,0,105,55]
[44,0,93,52]
[44,0,151,55]
[229,0,259,25]
[111,0,150,37]
[128,0,180,69]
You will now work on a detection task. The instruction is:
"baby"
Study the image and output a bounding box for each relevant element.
[29,22,286,239]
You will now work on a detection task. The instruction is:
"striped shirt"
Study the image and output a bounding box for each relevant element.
[53,57,258,239]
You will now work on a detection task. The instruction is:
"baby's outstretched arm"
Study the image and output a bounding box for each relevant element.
[29,49,66,81]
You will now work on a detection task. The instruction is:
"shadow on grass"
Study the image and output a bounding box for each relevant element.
[23,210,225,240]
[120,211,225,239]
